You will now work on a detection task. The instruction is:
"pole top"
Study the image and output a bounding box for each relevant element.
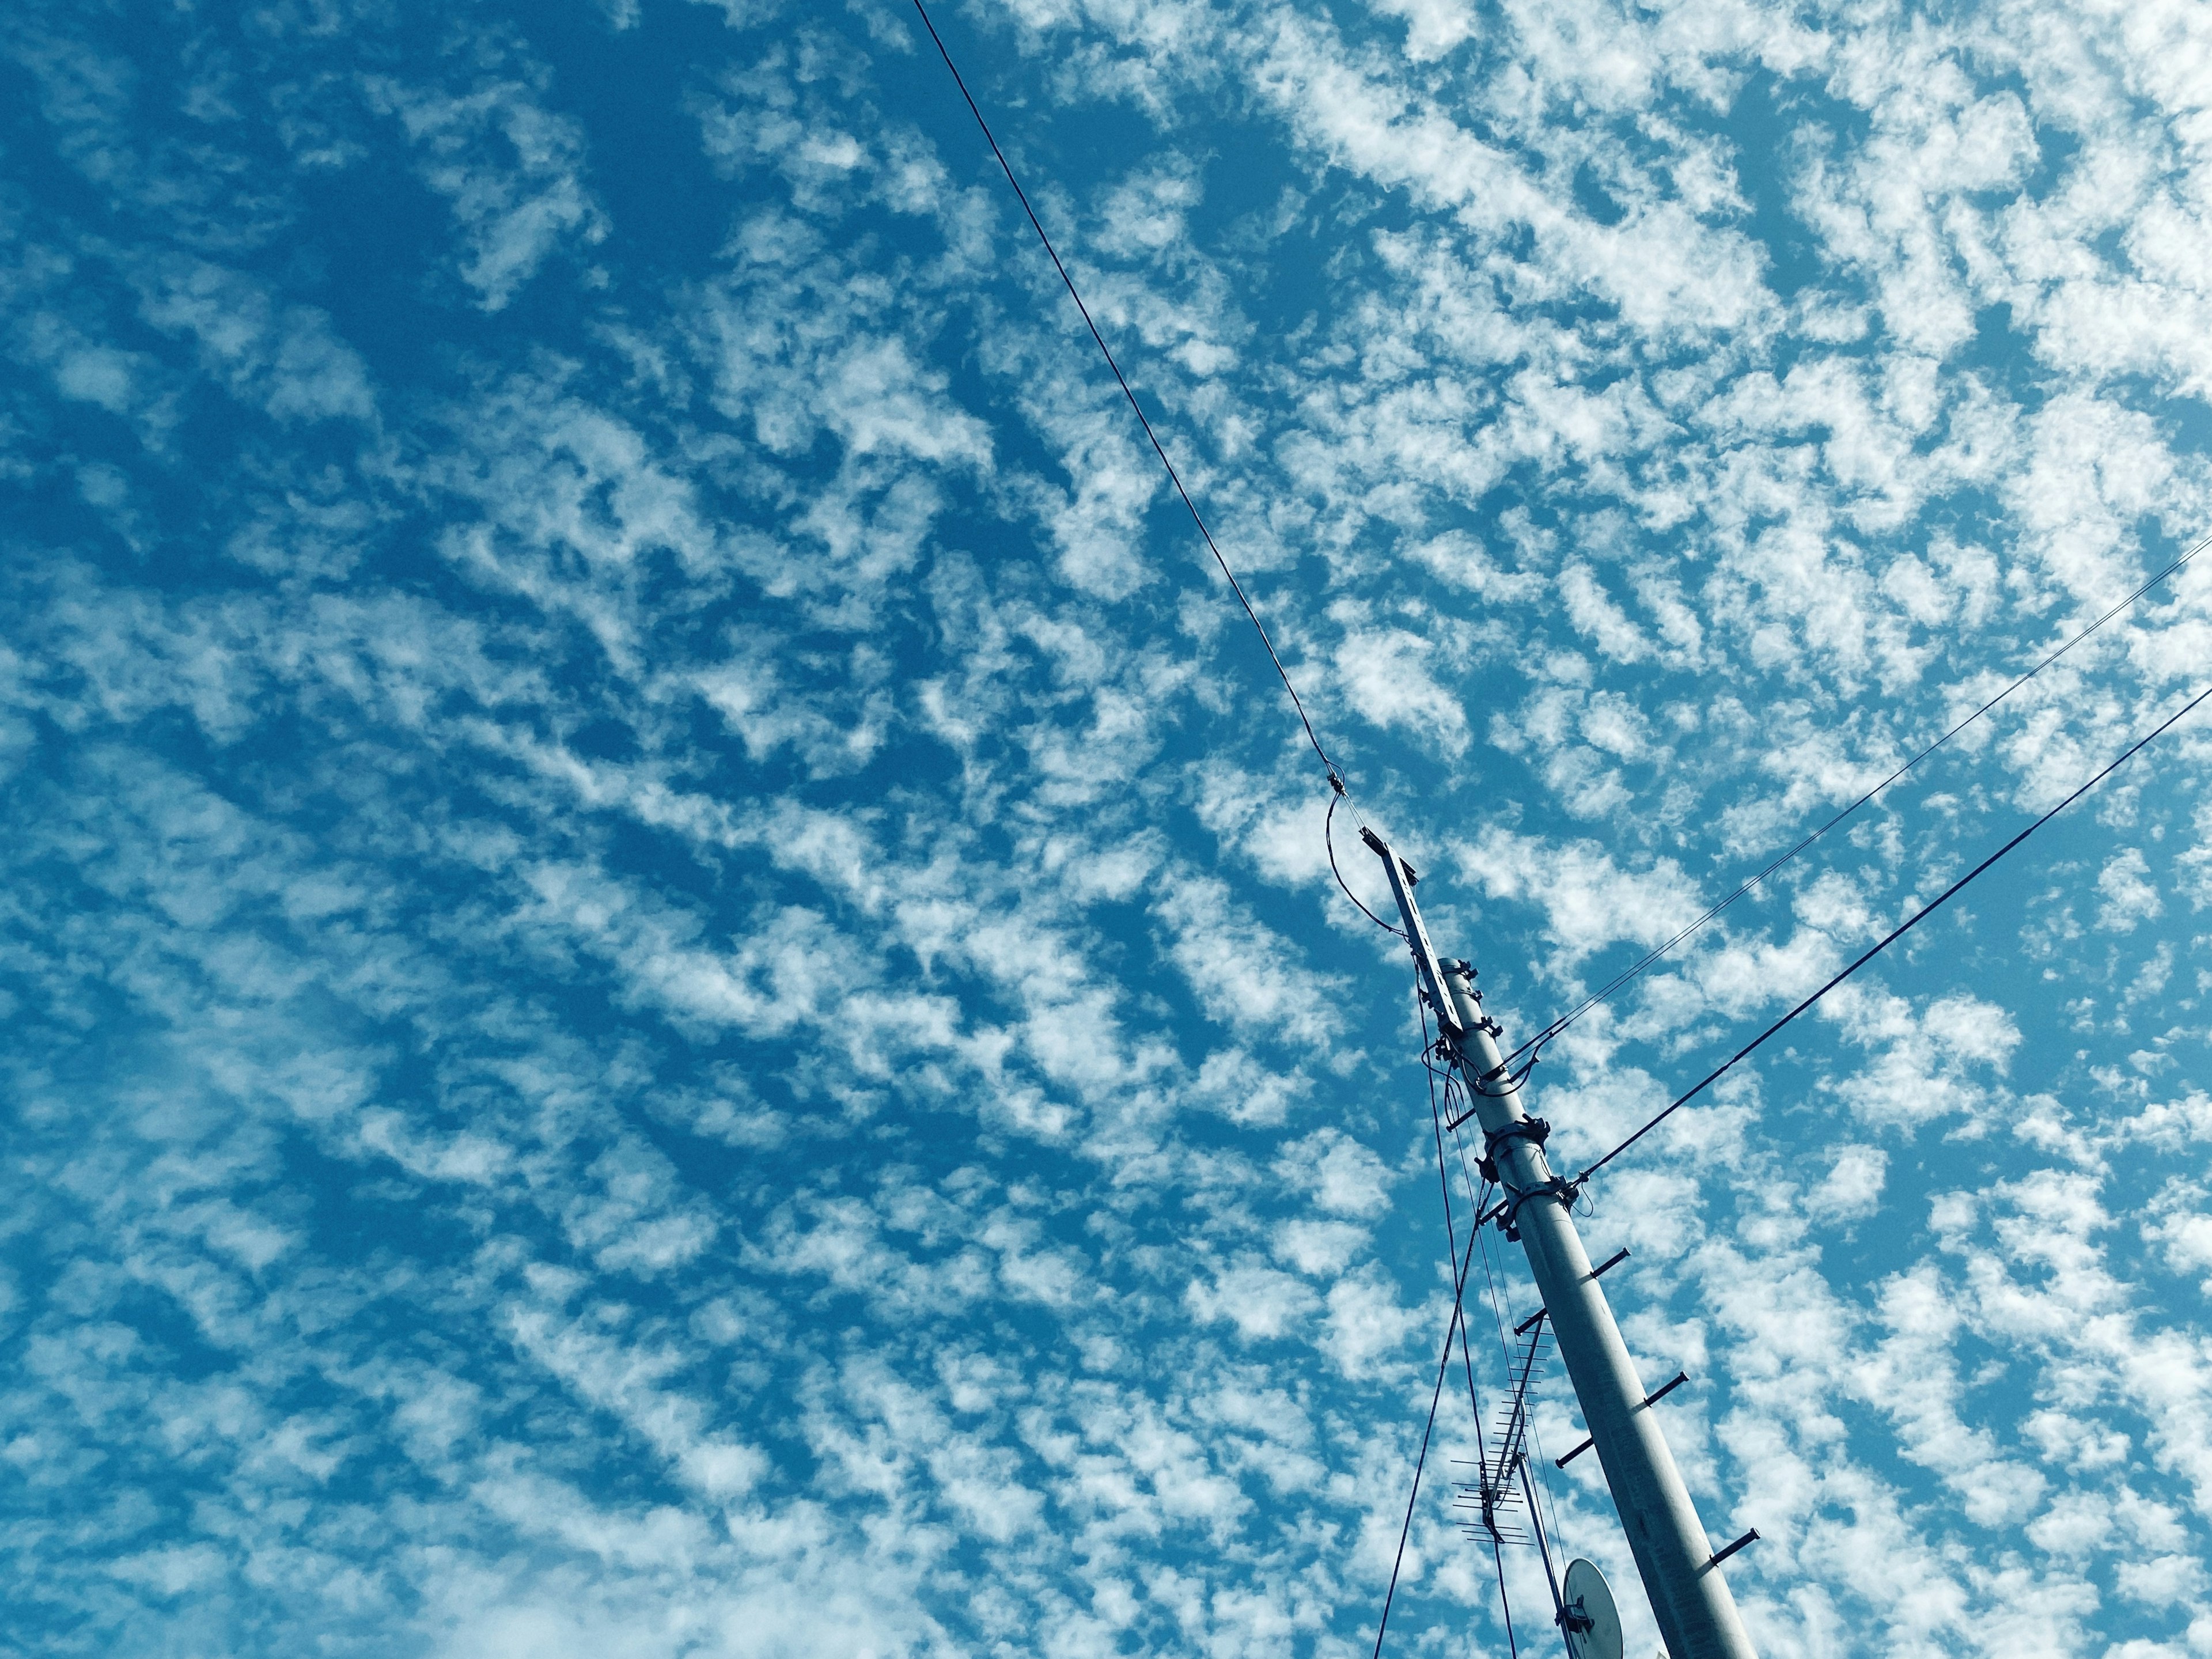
[1359,828,1462,1042]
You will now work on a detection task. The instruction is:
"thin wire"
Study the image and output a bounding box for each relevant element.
[1332,791,1406,937]
[1475,1190,1517,1373]
[1520,1455,1570,1631]
[1510,528,2212,1065]
[1372,1221,1482,1659]
[1574,675,2212,1187]
[1471,1193,1523,1658]
[1436,1066,1523,1659]
[909,0,1340,787]
[1456,1109,1573,1572]
[1453,1181,1493,1438]
[1491,1537,1521,1659]
[1523,1402,1571,1594]
[1427,1001,1496,1468]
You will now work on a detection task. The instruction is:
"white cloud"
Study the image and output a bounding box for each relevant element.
[130,256,375,423]
[10,2,2212,1655]
[1804,1142,1887,1222]
[369,69,608,310]
[2097,846,2165,931]
[1367,0,1480,63]
[1274,1128,1391,1218]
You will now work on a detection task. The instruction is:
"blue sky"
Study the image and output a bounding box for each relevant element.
[5,2,2212,1656]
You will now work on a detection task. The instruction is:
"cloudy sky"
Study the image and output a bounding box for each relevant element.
[6,1,2212,1655]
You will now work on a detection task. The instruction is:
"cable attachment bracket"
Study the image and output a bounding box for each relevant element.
[1485,1116,1551,1157]
[1467,1052,1528,1100]
[1494,1173,1584,1241]
[1478,1116,1546,1182]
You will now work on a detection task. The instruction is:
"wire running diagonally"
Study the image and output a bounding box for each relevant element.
[909,0,1341,790]
[1571,675,2212,1188]
[1370,1215,1483,1659]
[1414,991,1529,1656]
[1511,528,2212,1065]
[1423,994,1495,1446]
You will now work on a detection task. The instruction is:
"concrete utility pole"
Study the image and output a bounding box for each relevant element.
[1364,829,1758,1659]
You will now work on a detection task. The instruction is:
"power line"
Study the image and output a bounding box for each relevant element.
[1570,676,2212,1188]
[1511,528,2212,1065]
[909,0,1342,790]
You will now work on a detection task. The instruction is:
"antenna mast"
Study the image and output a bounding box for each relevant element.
[1363,828,1759,1659]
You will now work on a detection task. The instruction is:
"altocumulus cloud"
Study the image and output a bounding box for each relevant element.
[4,2,2212,1657]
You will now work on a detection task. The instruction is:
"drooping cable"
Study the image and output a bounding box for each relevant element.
[909,0,1342,791]
[1510,529,2212,1065]
[1451,1108,1574,1596]
[1332,791,1406,937]
[1520,1454,1571,1634]
[1470,1184,1524,1657]
[1453,1198,1490,1448]
[1425,988,1465,1269]
[1425,999,1497,1446]
[1572,676,2212,1187]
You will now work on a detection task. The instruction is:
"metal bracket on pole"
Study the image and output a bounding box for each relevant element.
[1710,1529,1761,1569]
[1360,827,1463,1041]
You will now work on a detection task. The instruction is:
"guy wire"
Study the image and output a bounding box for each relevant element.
[1573,674,2212,1187]
[1510,528,2212,1065]
[911,0,1343,792]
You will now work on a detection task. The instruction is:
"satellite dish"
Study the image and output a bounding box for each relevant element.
[1560,1558,1623,1659]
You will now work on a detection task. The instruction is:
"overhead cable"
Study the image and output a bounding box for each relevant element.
[1513,528,2212,1064]
[909,0,1342,791]
[1421,993,1517,1652]
[1571,675,2212,1188]
[1370,1216,1482,1659]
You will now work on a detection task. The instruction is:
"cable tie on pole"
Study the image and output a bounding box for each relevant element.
[1484,1117,1551,1156]
[1496,1175,1585,1239]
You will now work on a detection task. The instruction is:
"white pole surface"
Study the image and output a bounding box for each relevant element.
[1442,962,1757,1659]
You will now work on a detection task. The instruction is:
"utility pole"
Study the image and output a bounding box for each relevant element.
[1364,829,1758,1659]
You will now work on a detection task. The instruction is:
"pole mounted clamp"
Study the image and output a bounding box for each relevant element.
[1476,1116,1548,1184]
[1469,1060,1528,1100]
[1438,957,1508,1044]
[1495,1174,1583,1240]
